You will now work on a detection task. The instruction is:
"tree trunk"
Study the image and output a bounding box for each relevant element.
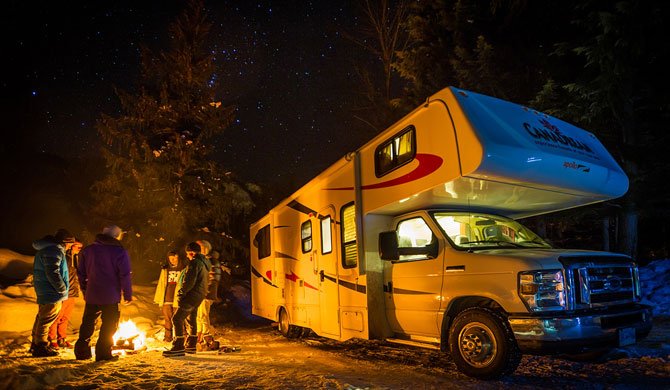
[618,199,638,258]
[602,216,610,252]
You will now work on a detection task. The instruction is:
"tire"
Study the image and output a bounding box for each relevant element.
[278,308,301,339]
[448,307,521,379]
[300,327,312,338]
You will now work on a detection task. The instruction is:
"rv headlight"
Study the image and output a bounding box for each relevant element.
[518,270,566,312]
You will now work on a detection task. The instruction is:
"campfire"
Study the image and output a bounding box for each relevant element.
[112,320,147,352]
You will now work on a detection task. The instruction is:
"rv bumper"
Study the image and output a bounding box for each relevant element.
[508,304,653,354]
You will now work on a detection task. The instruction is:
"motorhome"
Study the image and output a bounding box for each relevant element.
[249,87,652,379]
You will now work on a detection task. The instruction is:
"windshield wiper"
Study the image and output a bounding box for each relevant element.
[461,240,523,248]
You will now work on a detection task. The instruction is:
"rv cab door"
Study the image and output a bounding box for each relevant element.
[384,213,444,338]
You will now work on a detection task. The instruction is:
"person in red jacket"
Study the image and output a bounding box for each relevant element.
[74,225,133,362]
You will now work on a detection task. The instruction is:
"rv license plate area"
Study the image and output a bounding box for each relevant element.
[618,327,635,346]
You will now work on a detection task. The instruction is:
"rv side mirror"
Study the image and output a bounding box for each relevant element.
[379,231,399,261]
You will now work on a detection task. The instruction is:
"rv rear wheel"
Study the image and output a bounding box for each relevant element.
[448,307,521,379]
[278,308,301,339]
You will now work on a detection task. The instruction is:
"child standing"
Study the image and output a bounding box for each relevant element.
[153,250,186,342]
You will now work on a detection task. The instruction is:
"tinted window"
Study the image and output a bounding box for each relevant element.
[254,225,271,259]
[301,220,312,253]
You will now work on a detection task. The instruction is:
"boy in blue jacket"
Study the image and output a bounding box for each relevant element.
[30,228,75,357]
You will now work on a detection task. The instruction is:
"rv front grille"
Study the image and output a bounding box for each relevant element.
[560,256,637,309]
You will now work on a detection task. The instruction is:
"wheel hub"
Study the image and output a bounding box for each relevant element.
[459,322,496,367]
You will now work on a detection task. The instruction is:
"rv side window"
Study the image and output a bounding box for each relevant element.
[321,216,332,255]
[254,225,271,259]
[341,203,357,268]
[375,126,416,177]
[397,217,436,262]
[301,220,312,253]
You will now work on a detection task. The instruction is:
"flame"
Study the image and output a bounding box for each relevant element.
[112,320,146,350]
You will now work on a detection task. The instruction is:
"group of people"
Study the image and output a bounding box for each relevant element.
[30,225,131,361]
[30,224,224,360]
[153,239,224,356]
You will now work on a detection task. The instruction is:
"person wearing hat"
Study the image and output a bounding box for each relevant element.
[30,228,75,357]
[74,224,133,362]
[163,242,211,357]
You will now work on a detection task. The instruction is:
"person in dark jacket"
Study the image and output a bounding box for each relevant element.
[30,228,75,357]
[195,239,221,351]
[163,242,210,357]
[48,239,82,349]
[74,225,133,362]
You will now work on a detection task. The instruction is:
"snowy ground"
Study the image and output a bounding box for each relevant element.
[0,250,668,389]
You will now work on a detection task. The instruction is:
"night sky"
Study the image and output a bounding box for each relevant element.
[2,0,370,184]
[0,0,378,250]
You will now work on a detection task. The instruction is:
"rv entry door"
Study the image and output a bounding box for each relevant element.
[316,205,340,337]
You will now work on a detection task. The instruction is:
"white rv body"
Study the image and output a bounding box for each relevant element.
[250,87,650,378]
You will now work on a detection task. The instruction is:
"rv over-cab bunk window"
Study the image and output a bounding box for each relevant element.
[375,126,416,177]
[341,203,357,268]
[254,225,271,259]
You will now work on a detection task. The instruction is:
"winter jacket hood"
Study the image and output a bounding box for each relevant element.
[78,234,132,305]
[32,235,69,304]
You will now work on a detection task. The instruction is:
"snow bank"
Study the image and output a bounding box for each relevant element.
[0,248,32,283]
[639,258,670,317]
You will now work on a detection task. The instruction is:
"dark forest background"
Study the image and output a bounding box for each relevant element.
[1,0,668,281]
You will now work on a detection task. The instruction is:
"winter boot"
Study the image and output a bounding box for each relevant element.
[57,338,72,348]
[74,340,93,360]
[32,342,59,357]
[185,335,198,354]
[163,329,173,343]
[202,335,220,351]
[163,337,186,357]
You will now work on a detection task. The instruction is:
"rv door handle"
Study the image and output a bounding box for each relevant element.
[446,265,465,272]
[319,270,325,282]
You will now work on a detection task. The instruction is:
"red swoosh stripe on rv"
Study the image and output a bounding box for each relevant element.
[324,153,443,191]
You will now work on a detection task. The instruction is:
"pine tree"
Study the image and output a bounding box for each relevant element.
[394,0,564,106]
[345,0,410,133]
[90,0,256,276]
[531,0,670,258]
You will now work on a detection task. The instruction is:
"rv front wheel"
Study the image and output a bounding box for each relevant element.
[448,307,521,379]
[278,308,301,339]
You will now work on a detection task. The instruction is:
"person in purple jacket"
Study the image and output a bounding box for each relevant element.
[74,225,133,362]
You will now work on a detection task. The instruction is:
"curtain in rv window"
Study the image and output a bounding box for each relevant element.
[374,126,416,177]
[341,203,357,268]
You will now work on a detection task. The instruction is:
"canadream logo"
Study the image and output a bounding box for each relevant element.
[523,118,593,154]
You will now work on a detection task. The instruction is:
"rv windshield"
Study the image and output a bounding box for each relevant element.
[431,211,551,250]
